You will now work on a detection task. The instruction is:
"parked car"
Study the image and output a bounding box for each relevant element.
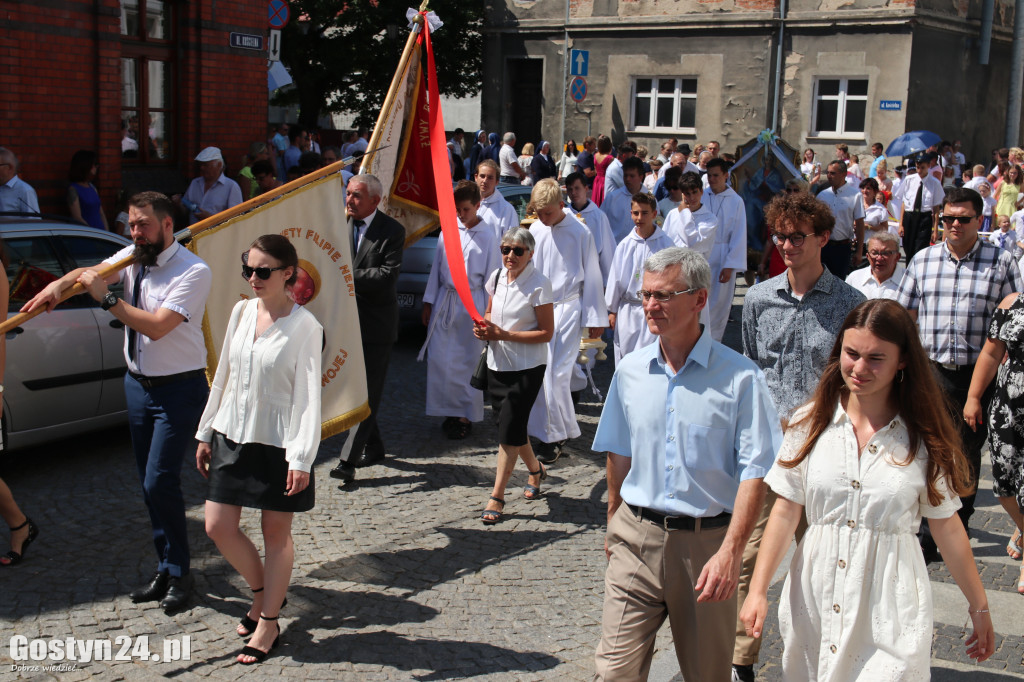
[0,214,132,451]
[396,184,538,323]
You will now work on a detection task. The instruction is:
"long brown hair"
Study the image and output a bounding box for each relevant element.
[781,299,971,506]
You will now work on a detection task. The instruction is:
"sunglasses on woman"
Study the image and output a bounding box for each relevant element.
[241,264,286,280]
[500,246,527,256]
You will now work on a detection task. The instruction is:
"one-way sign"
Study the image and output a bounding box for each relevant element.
[570,49,589,77]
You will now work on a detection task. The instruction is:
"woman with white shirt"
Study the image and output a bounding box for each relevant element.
[473,227,554,524]
[195,234,322,665]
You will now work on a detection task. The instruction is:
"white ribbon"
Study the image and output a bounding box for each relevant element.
[406,8,443,33]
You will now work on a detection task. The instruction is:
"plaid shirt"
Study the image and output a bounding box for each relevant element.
[896,239,1023,365]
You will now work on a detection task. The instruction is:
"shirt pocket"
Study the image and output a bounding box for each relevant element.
[684,424,731,472]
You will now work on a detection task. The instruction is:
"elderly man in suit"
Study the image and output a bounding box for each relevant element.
[329,174,405,486]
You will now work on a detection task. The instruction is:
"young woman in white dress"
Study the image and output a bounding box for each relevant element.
[740,299,994,681]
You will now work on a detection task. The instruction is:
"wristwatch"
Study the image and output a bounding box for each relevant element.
[101,291,119,311]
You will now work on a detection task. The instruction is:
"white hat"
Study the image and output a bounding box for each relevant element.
[194,146,223,163]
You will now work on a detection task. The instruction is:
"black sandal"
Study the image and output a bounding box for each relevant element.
[238,588,286,637]
[480,497,505,524]
[448,420,472,440]
[0,517,38,567]
[523,464,548,500]
[237,615,280,665]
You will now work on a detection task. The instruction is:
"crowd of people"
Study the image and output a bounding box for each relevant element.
[1,125,1022,679]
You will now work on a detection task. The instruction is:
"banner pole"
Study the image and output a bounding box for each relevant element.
[364,2,428,172]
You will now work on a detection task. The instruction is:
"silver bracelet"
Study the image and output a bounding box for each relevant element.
[969,609,990,614]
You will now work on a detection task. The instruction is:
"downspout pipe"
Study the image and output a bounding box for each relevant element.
[770,0,787,132]
[979,0,994,64]
[1006,0,1024,146]
[559,0,569,163]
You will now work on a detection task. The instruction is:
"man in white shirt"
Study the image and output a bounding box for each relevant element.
[0,147,40,214]
[664,172,718,260]
[952,139,966,181]
[181,147,243,226]
[816,160,865,278]
[703,158,747,342]
[498,132,526,184]
[894,155,943,263]
[474,160,519,240]
[605,142,636,196]
[602,157,646,243]
[964,164,988,190]
[24,191,212,614]
[845,232,904,299]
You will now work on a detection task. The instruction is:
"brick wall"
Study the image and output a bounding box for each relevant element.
[0,0,268,222]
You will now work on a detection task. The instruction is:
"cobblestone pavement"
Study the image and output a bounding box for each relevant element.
[1,286,1023,680]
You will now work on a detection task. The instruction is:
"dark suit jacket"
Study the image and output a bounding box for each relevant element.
[352,210,405,345]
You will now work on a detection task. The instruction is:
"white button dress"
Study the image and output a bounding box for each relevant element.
[765,403,961,681]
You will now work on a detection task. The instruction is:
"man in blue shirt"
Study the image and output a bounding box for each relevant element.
[592,247,781,682]
[0,147,40,214]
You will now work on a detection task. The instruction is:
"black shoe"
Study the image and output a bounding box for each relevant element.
[351,448,385,468]
[329,462,356,483]
[534,440,561,465]
[0,516,39,567]
[160,573,193,614]
[130,571,170,603]
[732,663,755,682]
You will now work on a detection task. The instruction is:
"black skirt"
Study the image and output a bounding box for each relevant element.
[487,364,546,446]
[206,432,315,513]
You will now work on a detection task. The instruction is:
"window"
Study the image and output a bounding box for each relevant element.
[812,78,868,137]
[6,238,64,311]
[630,78,697,133]
[120,0,174,163]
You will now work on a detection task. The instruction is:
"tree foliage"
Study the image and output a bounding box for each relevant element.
[275,0,484,129]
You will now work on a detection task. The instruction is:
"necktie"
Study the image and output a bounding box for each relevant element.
[127,265,145,365]
[352,219,365,253]
[913,181,923,212]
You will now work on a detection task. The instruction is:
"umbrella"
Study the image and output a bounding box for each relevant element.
[885,130,941,158]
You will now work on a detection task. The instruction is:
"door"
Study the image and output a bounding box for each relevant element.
[507,58,544,154]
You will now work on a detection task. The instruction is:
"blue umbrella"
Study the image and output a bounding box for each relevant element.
[885,130,941,158]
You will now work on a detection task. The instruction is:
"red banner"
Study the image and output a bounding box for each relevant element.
[391,61,438,215]
[421,15,483,323]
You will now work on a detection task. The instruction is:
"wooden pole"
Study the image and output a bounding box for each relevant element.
[363,3,427,172]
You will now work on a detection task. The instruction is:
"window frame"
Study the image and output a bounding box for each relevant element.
[811,77,869,139]
[629,77,698,135]
[120,0,176,165]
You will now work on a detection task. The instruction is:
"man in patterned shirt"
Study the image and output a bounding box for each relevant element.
[734,191,865,682]
[896,186,1023,561]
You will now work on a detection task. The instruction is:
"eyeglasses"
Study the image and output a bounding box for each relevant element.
[241,264,286,280]
[771,232,814,247]
[938,214,977,226]
[500,245,527,256]
[639,288,699,302]
[867,250,898,258]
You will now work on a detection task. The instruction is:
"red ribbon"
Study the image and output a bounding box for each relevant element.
[421,14,483,323]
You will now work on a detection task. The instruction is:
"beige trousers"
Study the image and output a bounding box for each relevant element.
[594,504,736,682]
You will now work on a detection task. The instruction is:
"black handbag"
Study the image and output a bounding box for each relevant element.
[470,269,502,391]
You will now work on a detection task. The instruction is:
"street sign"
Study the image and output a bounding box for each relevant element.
[569,76,587,103]
[229,32,264,51]
[268,29,281,62]
[570,49,589,77]
[879,100,902,111]
[268,0,289,29]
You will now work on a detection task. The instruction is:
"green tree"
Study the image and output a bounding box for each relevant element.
[276,0,483,130]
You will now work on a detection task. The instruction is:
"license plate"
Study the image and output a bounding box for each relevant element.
[397,293,415,308]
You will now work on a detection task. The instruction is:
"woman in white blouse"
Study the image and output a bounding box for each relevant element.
[740,299,993,680]
[473,227,554,524]
[195,234,322,665]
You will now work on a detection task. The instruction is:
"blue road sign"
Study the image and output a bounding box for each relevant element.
[570,49,589,77]
[268,0,290,29]
[230,32,264,50]
[879,100,902,111]
[570,77,587,103]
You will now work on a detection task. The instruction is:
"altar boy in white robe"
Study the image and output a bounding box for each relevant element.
[420,180,501,439]
[604,192,676,364]
[526,179,605,464]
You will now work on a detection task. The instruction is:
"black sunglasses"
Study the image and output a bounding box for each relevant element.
[242,264,286,280]
[500,245,527,256]
[938,214,977,226]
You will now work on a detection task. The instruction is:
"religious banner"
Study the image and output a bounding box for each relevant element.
[189,172,369,439]
[362,48,440,246]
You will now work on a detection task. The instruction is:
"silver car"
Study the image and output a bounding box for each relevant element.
[1,217,132,451]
